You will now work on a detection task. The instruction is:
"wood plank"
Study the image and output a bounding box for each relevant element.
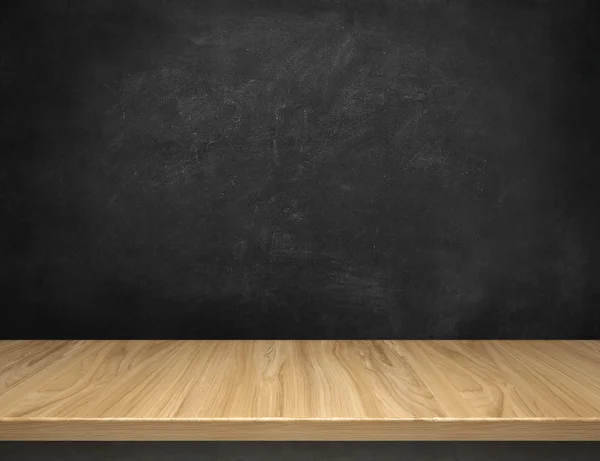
[0,340,599,441]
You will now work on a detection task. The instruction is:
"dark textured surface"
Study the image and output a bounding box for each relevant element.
[1,0,599,338]
[2,442,600,461]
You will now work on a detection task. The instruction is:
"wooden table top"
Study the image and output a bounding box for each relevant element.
[1,340,599,441]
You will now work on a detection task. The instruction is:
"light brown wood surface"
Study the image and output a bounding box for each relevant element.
[0,340,599,440]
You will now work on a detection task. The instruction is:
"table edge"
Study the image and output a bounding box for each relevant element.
[1,418,599,441]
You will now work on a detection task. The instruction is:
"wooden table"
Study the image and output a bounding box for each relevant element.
[1,340,599,441]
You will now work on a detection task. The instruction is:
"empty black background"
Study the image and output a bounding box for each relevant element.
[0,442,599,461]
[1,0,599,339]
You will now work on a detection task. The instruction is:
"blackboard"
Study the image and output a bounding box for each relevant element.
[1,0,598,338]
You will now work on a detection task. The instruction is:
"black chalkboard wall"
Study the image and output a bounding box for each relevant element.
[1,0,598,339]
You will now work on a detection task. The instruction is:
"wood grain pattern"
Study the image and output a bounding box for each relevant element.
[0,340,599,440]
